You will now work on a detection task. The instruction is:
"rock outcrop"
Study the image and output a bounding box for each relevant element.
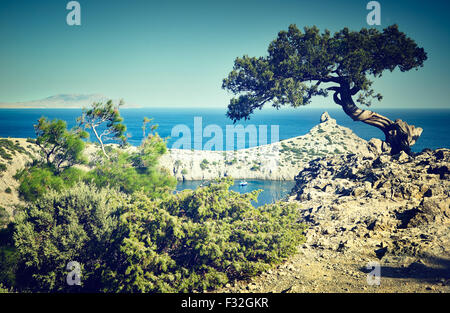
[290,148,450,266]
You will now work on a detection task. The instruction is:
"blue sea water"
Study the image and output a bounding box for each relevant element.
[1,107,448,206]
[175,180,296,208]
[0,107,449,152]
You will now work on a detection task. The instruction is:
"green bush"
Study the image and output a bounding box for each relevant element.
[0,246,18,289]
[13,184,123,292]
[106,178,305,292]
[181,169,188,175]
[4,187,11,194]
[225,158,237,166]
[0,139,27,160]
[15,165,85,202]
[200,159,209,170]
[0,207,9,229]
[0,163,6,173]
[12,180,305,293]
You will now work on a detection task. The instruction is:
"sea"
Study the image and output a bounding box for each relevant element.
[1,107,449,206]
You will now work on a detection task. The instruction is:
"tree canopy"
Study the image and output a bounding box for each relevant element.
[34,117,88,171]
[223,24,427,154]
[78,100,127,158]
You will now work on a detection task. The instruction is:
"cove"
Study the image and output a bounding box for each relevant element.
[175,180,296,207]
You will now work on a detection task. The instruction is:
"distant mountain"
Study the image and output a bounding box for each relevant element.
[0,94,140,108]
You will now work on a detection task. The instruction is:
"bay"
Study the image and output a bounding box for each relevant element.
[175,180,296,207]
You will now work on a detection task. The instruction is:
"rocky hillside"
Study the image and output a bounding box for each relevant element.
[219,148,450,293]
[159,112,375,180]
[0,138,37,214]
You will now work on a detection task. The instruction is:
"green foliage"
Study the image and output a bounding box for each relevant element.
[4,187,11,194]
[11,180,305,293]
[86,133,176,198]
[105,178,305,292]
[0,163,6,173]
[181,169,188,175]
[34,117,88,171]
[200,159,209,170]
[142,117,158,141]
[15,165,85,202]
[0,283,11,293]
[223,24,427,122]
[0,207,17,290]
[0,139,27,161]
[0,207,9,229]
[15,117,88,202]
[225,158,237,166]
[0,246,18,289]
[12,184,123,292]
[78,100,127,157]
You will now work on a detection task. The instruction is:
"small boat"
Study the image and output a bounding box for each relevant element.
[239,181,248,186]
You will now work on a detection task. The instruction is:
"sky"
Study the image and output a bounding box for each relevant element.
[0,0,449,109]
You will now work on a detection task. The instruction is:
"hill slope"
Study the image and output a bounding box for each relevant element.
[219,148,450,293]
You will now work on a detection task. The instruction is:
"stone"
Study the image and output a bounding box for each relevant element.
[395,150,410,163]
[320,112,331,123]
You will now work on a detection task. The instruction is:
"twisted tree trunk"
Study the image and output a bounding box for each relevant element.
[334,87,423,155]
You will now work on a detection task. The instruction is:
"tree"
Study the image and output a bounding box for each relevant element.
[222,24,427,155]
[34,117,88,171]
[78,100,127,158]
[85,128,176,198]
[142,117,155,139]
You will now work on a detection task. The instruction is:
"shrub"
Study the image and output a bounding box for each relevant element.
[200,159,209,170]
[105,179,306,292]
[0,246,18,289]
[4,187,11,194]
[181,169,188,175]
[225,158,237,166]
[0,283,11,293]
[0,163,6,173]
[12,180,305,293]
[13,183,123,292]
[0,207,9,229]
[15,165,85,202]
[0,139,29,161]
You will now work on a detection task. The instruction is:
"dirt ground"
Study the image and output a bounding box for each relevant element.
[216,243,450,293]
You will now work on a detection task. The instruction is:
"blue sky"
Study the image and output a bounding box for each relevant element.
[0,0,449,109]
